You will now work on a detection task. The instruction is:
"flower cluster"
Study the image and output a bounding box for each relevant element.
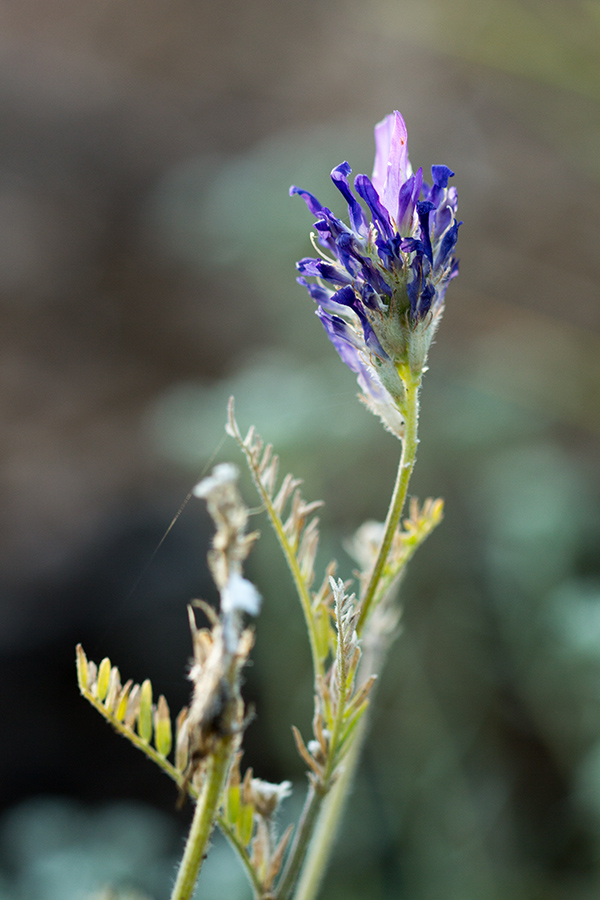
[291,111,459,437]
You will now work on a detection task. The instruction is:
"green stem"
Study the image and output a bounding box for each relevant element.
[357,371,421,632]
[276,543,360,900]
[277,731,363,900]
[276,689,351,900]
[275,783,325,900]
[287,371,422,900]
[290,624,394,900]
[170,736,234,900]
[291,738,360,900]
[291,621,392,900]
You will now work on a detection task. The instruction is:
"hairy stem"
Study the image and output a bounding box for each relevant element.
[357,371,421,632]
[287,371,421,900]
[275,783,325,900]
[291,740,359,900]
[276,683,353,900]
[78,677,261,895]
[170,736,235,900]
[291,620,393,900]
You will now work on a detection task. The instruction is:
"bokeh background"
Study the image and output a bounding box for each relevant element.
[1,0,600,898]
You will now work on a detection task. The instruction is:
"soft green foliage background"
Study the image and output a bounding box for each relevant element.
[1,0,600,898]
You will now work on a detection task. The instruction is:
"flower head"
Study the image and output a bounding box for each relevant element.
[290,111,460,438]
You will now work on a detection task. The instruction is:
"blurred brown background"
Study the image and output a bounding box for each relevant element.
[1,1,600,898]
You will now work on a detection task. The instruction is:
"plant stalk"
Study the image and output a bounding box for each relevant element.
[287,371,421,900]
[291,735,361,900]
[170,735,235,900]
[357,371,421,632]
[275,782,325,900]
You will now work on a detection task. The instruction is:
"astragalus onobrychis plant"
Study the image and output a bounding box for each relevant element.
[76,110,460,900]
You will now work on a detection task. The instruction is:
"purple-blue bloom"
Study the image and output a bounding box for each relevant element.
[290,111,460,438]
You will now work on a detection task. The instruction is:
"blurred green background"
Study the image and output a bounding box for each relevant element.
[1,0,600,898]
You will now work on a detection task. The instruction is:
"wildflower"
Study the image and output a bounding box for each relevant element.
[290,111,460,437]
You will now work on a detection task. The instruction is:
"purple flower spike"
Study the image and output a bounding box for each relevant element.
[291,111,460,438]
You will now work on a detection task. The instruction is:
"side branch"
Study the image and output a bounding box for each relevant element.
[226,398,325,681]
